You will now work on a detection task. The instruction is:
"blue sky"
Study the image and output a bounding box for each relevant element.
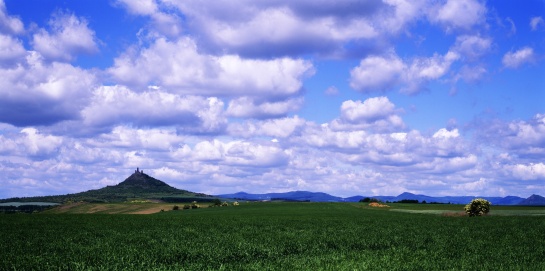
[0,0,544,199]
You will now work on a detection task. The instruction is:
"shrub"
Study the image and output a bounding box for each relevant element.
[464,198,491,217]
[212,199,222,206]
[172,205,179,211]
[359,197,380,203]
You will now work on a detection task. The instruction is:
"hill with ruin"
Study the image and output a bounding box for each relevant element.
[0,169,212,203]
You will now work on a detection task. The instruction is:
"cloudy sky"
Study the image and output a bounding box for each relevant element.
[0,0,544,199]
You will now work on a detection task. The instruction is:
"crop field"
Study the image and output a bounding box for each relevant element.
[1,202,545,270]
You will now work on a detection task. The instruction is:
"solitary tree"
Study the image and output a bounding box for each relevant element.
[464,198,491,217]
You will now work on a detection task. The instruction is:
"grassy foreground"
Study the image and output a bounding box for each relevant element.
[2,202,545,270]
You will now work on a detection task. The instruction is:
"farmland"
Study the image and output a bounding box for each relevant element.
[1,202,545,270]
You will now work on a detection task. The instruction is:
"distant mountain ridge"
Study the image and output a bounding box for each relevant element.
[217,191,544,205]
[517,194,545,205]
[2,170,543,206]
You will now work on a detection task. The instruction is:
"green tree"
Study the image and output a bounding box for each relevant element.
[211,198,222,206]
[464,198,491,217]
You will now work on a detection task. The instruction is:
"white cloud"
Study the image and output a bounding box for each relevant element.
[0,33,25,66]
[489,114,545,157]
[20,128,63,158]
[32,12,99,62]
[164,0,386,57]
[429,0,486,32]
[188,139,289,168]
[473,114,545,171]
[350,50,459,94]
[116,0,158,15]
[201,7,377,51]
[453,177,488,195]
[330,97,405,133]
[455,65,487,84]
[226,97,303,119]
[511,163,545,181]
[108,37,313,99]
[227,116,306,138]
[502,47,535,69]
[115,0,181,37]
[406,51,459,81]
[349,53,404,92]
[530,16,544,31]
[340,97,396,123]
[381,0,427,33]
[433,128,459,139]
[0,0,23,34]
[82,85,226,133]
[452,35,491,61]
[60,142,123,165]
[223,141,289,167]
[96,126,183,151]
[0,51,96,126]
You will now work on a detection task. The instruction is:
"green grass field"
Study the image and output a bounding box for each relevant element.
[2,202,545,270]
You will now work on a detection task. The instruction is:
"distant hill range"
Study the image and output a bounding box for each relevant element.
[3,169,544,206]
[0,169,212,203]
[217,191,545,205]
[517,194,545,205]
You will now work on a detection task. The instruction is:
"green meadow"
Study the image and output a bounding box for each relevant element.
[2,202,545,270]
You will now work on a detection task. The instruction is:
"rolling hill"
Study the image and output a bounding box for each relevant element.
[2,169,543,206]
[0,169,212,203]
[217,191,541,205]
[517,194,545,206]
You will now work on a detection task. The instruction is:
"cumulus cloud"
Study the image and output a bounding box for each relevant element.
[330,97,405,133]
[32,12,99,62]
[0,0,23,34]
[478,114,545,158]
[340,97,396,123]
[81,85,226,134]
[502,47,535,69]
[530,16,544,31]
[452,35,491,61]
[115,0,182,37]
[227,116,306,138]
[433,128,459,139]
[226,97,304,119]
[20,128,63,158]
[296,122,475,173]
[349,53,404,92]
[350,50,459,94]
[95,126,184,151]
[183,139,290,168]
[161,0,488,58]
[381,0,427,33]
[0,51,96,126]
[108,37,314,100]
[164,0,385,57]
[510,163,545,181]
[428,0,486,32]
[0,33,25,66]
